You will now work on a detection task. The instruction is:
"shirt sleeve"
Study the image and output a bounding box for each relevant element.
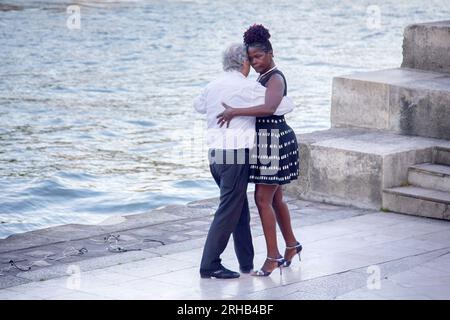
[225,81,266,108]
[193,88,207,114]
[250,82,266,106]
[274,96,295,115]
[250,82,295,115]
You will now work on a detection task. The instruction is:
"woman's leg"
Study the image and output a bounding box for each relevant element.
[272,186,300,262]
[254,183,281,271]
[272,186,297,246]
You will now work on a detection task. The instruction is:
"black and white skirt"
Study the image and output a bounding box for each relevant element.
[249,115,300,185]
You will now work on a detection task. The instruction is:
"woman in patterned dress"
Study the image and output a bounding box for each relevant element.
[217,25,303,276]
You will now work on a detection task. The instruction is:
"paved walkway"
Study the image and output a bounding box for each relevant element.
[0,193,449,300]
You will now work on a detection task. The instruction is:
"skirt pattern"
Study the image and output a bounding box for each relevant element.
[249,115,299,185]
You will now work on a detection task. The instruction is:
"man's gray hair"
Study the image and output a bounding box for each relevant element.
[222,43,247,72]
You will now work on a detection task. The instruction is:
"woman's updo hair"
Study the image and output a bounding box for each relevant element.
[243,24,273,53]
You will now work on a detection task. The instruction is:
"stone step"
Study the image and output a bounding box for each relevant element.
[402,21,450,74]
[382,186,450,220]
[408,163,450,193]
[285,128,450,210]
[331,68,450,140]
[433,147,450,166]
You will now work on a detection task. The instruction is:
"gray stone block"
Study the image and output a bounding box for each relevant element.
[433,147,450,166]
[331,68,450,140]
[389,83,450,139]
[408,163,450,193]
[15,250,158,282]
[383,186,450,220]
[0,234,64,255]
[402,21,450,74]
[331,76,390,130]
[309,144,382,208]
[383,148,433,190]
[0,211,186,255]
[286,128,450,210]
[0,275,31,290]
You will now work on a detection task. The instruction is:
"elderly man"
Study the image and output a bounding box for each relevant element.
[194,43,294,279]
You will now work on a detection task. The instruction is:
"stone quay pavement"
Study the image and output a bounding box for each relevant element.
[0,193,449,300]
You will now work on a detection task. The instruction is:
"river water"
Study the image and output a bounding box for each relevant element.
[0,0,449,238]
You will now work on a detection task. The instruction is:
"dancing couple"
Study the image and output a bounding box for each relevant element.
[194,24,302,279]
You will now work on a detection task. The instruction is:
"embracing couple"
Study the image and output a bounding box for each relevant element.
[194,25,302,279]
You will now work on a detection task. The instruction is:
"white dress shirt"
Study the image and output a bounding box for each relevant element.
[194,70,295,149]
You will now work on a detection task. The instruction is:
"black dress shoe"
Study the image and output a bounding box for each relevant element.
[200,266,240,279]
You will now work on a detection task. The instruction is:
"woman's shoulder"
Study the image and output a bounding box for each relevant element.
[272,69,286,80]
[265,70,287,95]
[266,72,285,86]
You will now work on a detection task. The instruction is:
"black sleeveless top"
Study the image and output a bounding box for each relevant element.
[249,68,299,185]
[257,69,287,96]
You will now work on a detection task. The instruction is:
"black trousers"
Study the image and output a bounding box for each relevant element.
[200,149,254,272]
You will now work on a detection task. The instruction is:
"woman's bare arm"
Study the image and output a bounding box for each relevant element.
[217,74,285,127]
